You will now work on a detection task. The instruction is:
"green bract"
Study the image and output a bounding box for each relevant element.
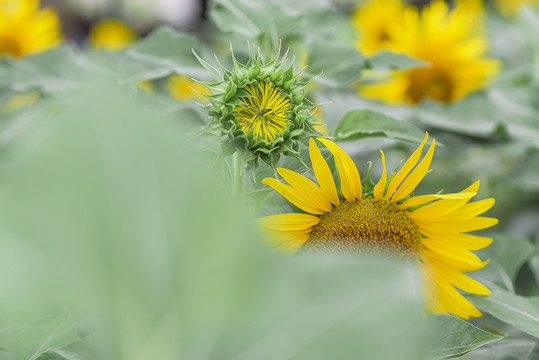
[194,47,323,167]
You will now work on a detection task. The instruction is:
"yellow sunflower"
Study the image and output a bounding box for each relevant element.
[89,18,138,51]
[167,74,210,103]
[259,134,497,319]
[0,0,62,58]
[351,0,405,56]
[495,0,539,16]
[357,1,499,104]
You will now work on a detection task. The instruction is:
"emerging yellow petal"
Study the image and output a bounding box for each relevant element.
[317,138,362,203]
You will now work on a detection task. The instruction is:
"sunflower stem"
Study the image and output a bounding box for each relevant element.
[233,152,246,198]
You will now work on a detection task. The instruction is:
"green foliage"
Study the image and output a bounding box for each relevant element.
[334,109,425,143]
[0,310,80,360]
[119,27,206,83]
[427,314,503,359]
[469,289,539,339]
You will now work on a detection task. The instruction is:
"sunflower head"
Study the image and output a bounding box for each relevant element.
[0,0,62,58]
[196,47,322,166]
[89,18,138,51]
[356,0,500,104]
[259,134,498,320]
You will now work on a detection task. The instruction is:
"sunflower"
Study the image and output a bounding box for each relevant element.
[356,1,499,104]
[0,0,62,58]
[167,74,210,102]
[259,134,497,319]
[351,0,405,56]
[89,18,138,51]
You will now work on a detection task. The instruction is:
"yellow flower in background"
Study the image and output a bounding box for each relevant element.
[351,0,405,56]
[89,18,137,51]
[0,0,62,58]
[259,134,497,320]
[167,74,210,103]
[495,0,539,16]
[356,1,499,104]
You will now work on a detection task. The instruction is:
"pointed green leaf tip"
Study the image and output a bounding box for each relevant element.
[193,45,325,167]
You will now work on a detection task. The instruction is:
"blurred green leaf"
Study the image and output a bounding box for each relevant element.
[303,41,366,87]
[209,0,302,54]
[0,310,80,360]
[459,337,539,360]
[119,27,205,83]
[334,109,425,143]
[469,288,539,339]
[364,51,425,71]
[9,45,84,94]
[479,234,534,283]
[414,94,506,138]
[427,314,503,359]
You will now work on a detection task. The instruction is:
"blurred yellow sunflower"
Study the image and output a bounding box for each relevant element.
[356,1,499,104]
[167,74,210,103]
[89,18,137,51]
[259,134,497,319]
[495,0,539,16]
[351,0,405,56]
[0,0,62,58]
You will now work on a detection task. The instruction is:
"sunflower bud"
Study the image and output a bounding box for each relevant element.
[194,46,323,167]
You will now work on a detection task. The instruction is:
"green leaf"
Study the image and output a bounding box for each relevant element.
[414,93,506,138]
[427,314,503,359]
[9,45,84,94]
[480,234,534,283]
[119,26,205,83]
[334,109,425,143]
[459,337,539,360]
[0,310,80,360]
[364,51,425,71]
[209,0,302,54]
[469,288,539,339]
[303,41,366,87]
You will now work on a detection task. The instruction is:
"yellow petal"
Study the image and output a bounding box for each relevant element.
[407,181,482,218]
[421,231,493,251]
[391,138,436,202]
[317,138,362,203]
[384,133,429,201]
[422,248,488,272]
[419,216,499,234]
[277,168,333,213]
[399,192,477,208]
[309,138,340,206]
[262,178,325,215]
[435,276,483,319]
[373,150,387,200]
[431,260,490,295]
[258,213,321,231]
[263,228,311,252]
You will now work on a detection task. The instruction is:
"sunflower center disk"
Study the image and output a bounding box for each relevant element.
[234,81,292,142]
[303,197,421,258]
